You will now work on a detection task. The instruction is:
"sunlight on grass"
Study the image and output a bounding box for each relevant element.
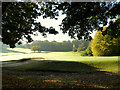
[7,48,32,53]
[1,48,119,73]
[2,48,120,88]
[0,48,119,61]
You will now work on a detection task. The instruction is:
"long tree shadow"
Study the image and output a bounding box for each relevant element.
[23,60,120,88]
[32,60,98,73]
[2,58,31,63]
[2,60,120,88]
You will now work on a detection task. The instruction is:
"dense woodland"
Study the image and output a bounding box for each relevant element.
[0,40,89,52]
[25,40,89,52]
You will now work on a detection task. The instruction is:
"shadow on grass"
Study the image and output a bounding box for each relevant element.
[2,58,31,64]
[2,60,120,88]
[32,60,98,73]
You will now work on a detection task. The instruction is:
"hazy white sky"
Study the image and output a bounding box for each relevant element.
[31,14,96,42]
[31,14,74,42]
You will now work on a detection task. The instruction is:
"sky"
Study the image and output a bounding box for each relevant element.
[30,1,120,42]
[31,14,96,42]
[20,1,119,42]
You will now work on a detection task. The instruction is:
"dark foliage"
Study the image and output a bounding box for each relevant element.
[2,2,58,48]
[2,2,120,48]
[81,45,93,56]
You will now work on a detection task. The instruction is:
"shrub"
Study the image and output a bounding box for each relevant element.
[80,51,88,56]
[80,46,93,56]
[85,46,93,56]
[72,47,77,52]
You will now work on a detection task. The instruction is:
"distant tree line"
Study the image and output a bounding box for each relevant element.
[25,40,89,52]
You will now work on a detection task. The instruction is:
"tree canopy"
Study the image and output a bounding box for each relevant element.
[2,2,58,48]
[91,29,120,56]
[2,2,120,48]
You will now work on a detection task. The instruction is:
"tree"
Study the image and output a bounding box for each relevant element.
[42,2,120,39]
[102,16,120,38]
[2,2,120,48]
[2,2,58,48]
[91,28,120,56]
[31,46,41,52]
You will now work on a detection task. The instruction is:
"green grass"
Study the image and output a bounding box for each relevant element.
[2,48,119,73]
[2,48,120,88]
[1,48,119,62]
[3,60,97,73]
[3,59,119,73]
[3,62,120,88]
[1,48,119,73]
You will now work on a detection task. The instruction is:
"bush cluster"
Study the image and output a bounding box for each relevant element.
[80,44,93,56]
